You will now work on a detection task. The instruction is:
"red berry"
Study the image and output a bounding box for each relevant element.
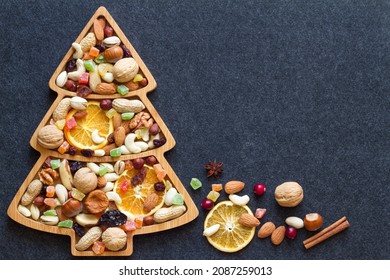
[253,184,266,196]
[285,226,297,239]
[201,198,214,210]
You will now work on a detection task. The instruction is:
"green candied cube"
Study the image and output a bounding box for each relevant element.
[98,166,108,177]
[50,159,61,170]
[94,54,106,64]
[110,147,122,157]
[83,59,96,72]
[121,112,134,120]
[171,193,184,205]
[58,220,74,228]
[190,178,202,190]
[117,85,129,96]
[43,209,57,216]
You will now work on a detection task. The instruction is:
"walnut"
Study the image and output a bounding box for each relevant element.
[129,112,151,130]
[38,168,59,185]
[274,182,304,207]
[102,227,127,251]
[37,125,64,149]
[112,57,139,83]
[73,167,97,194]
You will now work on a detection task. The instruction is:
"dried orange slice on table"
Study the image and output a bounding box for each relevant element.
[64,101,113,150]
[114,166,166,218]
[204,200,256,253]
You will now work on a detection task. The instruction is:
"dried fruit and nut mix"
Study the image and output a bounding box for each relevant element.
[195,163,349,253]
[55,18,148,96]
[37,98,166,157]
[17,156,187,254]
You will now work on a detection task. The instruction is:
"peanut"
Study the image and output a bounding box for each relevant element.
[153,205,186,223]
[21,179,43,206]
[75,226,102,251]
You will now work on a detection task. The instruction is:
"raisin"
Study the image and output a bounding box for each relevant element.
[99,210,127,227]
[121,44,132,57]
[153,136,166,147]
[154,182,165,192]
[95,44,106,52]
[73,222,85,237]
[68,146,77,155]
[69,161,83,174]
[40,185,48,196]
[65,59,77,72]
[81,149,94,157]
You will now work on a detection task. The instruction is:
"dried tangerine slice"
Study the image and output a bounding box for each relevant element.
[204,200,255,253]
[114,166,166,218]
[64,101,113,150]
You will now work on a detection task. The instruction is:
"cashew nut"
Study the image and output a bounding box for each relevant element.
[135,141,149,152]
[100,163,114,173]
[125,133,141,153]
[102,182,114,193]
[229,194,250,206]
[106,191,122,204]
[86,162,100,174]
[68,59,86,81]
[119,145,131,155]
[94,149,105,157]
[164,187,178,206]
[72,42,83,59]
[104,172,120,182]
[91,129,105,144]
[203,224,220,237]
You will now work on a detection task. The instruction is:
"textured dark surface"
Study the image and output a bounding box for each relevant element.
[0,0,389,260]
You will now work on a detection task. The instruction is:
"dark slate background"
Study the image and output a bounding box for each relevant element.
[0,0,389,260]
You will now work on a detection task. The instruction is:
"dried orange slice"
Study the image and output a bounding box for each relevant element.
[113,166,166,218]
[204,200,255,253]
[64,101,113,150]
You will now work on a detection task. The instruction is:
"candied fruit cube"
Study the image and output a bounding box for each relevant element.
[171,193,184,205]
[57,141,70,154]
[45,186,55,198]
[105,108,117,119]
[153,164,166,181]
[55,119,66,130]
[43,209,57,216]
[120,180,129,192]
[92,241,105,255]
[135,217,143,229]
[94,54,106,64]
[43,198,57,207]
[207,190,220,202]
[89,47,100,58]
[98,166,108,176]
[78,72,89,85]
[121,220,137,232]
[117,85,129,96]
[50,159,60,170]
[58,220,73,228]
[133,73,143,82]
[84,59,96,71]
[190,178,202,190]
[211,183,223,192]
[71,188,85,201]
[65,117,77,130]
[121,112,134,120]
[110,147,122,157]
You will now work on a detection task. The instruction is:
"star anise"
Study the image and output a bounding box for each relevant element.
[204,160,224,178]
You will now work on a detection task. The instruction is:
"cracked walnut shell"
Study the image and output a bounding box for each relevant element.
[274,182,304,207]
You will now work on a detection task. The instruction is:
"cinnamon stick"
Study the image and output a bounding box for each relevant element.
[303,216,350,249]
[303,216,347,245]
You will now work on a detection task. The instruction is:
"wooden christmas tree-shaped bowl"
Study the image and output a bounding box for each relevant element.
[7,6,198,257]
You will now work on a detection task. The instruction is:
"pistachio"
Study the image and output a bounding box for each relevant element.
[55,71,68,87]
[70,96,88,110]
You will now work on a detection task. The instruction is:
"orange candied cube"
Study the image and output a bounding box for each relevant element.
[135,217,143,229]
[45,186,55,198]
[212,183,223,192]
[82,52,93,60]
[57,141,70,154]
[153,164,167,181]
[89,46,100,58]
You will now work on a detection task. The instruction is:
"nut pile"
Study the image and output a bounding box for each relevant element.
[55,17,148,96]
[17,156,186,255]
[37,98,166,157]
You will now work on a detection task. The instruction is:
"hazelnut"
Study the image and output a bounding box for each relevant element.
[97,176,107,188]
[61,198,83,217]
[274,182,304,207]
[102,227,127,251]
[73,167,98,194]
[304,213,324,231]
[143,216,155,226]
[84,190,109,214]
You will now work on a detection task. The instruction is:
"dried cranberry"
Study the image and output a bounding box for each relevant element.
[138,167,147,180]
[145,156,157,166]
[81,149,94,157]
[132,158,144,170]
[65,59,77,72]
[139,78,148,87]
[77,85,92,97]
[154,182,165,192]
[68,146,77,155]
[95,44,105,52]
[43,157,52,168]
[121,44,132,57]
[107,133,115,144]
[69,161,83,174]
[73,222,85,237]
[153,137,166,147]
